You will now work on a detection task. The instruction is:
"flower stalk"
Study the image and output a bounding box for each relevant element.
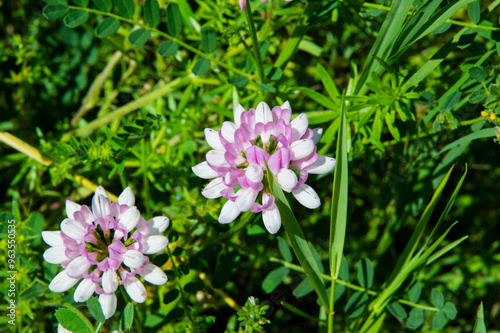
[244,1,265,83]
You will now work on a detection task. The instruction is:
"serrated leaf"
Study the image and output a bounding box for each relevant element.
[72,0,88,6]
[430,288,445,309]
[228,76,249,88]
[144,0,160,27]
[262,267,290,294]
[43,4,69,19]
[278,236,293,262]
[122,303,134,330]
[158,40,178,56]
[95,17,120,38]
[92,0,112,11]
[293,278,314,297]
[201,26,217,54]
[163,289,180,304]
[128,28,151,46]
[55,309,91,333]
[115,0,134,18]
[406,308,424,330]
[357,258,374,289]
[432,310,446,330]
[469,90,486,104]
[469,66,487,83]
[388,302,408,319]
[408,281,421,303]
[443,302,457,320]
[167,3,182,37]
[467,0,481,25]
[192,57,210,76]
[64,10,89,28]
[87,297,105,323]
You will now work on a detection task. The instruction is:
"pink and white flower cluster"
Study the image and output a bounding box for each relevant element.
[192,101,335,234]
[43,186,169,319]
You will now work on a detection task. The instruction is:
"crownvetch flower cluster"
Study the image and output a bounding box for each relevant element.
[192,102,335,234]
[43,186,169,319]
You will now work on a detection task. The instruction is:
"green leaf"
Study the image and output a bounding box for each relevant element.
[19,282,46,300]
[431,288,445,309]
[64,10,89,28]
[293,278,314,297]
[92,0,112,11]
[329,94,348,279]
[184,281,204,293]
[432,22,452,34]
[281,301,321,321]
[122,303,134,330]
[43,4,69,19]
[163,289,180,304]
[469,66,487,83]
[427,235,469,265]
[255,82,276,92]
[439,128,497,154]
[114,0,134,18]
[408,281,421,303]
[317,63,340,101]
[467,0,481,25]
[433,310,446,330]
[192,57,211,76]
[228,76,249,88]
[442,91,461,112]
[95,17,120,38]
[144,0,160,27]
[72,0,88,6]
[278,236,293,262]
[128,28,151,46]
[357,258,374,289]
[87,297,105,323]
[166,3,182,37]
[443,302,457,320]
[469,90,487,104]
[388,302,408,319]
[158,40,178,56]
[345,291,369,318]
[262,267,290,293]
[473,302,487,333]
[264,67,283,81]
[300,87,336,110]
[55,309,92,333]
[201,27,217,54]
[406,308,424,330]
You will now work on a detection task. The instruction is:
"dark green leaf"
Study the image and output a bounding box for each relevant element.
[262,267,290,294]
[432,22,452,34]
[469,66,487,83]
[469,90,486,104]
[443,302,457,320]
[278,236,293,262]
[430,288,445,309]
[114,0,134,18]
[345,291,369,318]
[64,10,89,28]
[43,4,69,19]
[406,308,424,330]
[408,281,421,303]
[166,3,182,37]
[163,289,180,304]
[265,67,282,81]
[55,309,91,333]
[458,31,477,49]
[440,128,497,154]
[473,302,486,333]
[87,297,105,323]
[122,303,134,330]
[72,0,88,6]
[339,256,349,281]
[144,0,160,27]
[388,302,408,319]
[95,17,120,38]
[158,40,178,56]
[192,57,211,76]
[201,27,217,54]
[19,282,46,300]
[467,0,481,25]
[128,28,151,46]
[442,91,461,112]
[255,82,276,92]
[184,281,204,293]
[228,76,249,88]
[357,258,374,289]
[293,278,314,297]
[92,0,112,11]
[432,310,446,330]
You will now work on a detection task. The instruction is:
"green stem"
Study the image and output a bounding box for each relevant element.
[244,1,265,83]
[67,6,250,77]
[328,278,335,332]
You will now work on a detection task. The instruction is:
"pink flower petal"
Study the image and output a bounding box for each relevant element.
[235,187,259,212]
[61,218,86,240]
[66,200,81,219]
[234,104,246,127]
[66,256,90,278]
[290,139,315,161]
[202,177,226,199]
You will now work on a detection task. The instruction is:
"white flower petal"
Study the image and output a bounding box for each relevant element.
[49,271,80,293]
[293,184,321,209]
[65,200,81,219]
[123,250,145,269]
[74,278,96,303]
[201,177,226,199]
[245,164,263,183]
[192,161,219,179]
[143,235,168,254]
[277,169,298,193]
[117,187,135,207]
[60,218,86,240]
[255,102,273,124]
[92,188,111,218]
[262,204,281,234]
[146,216,170,235]
[290,139,315,161]
[291,113,309,141]
[220,121,237,143]
[43,246,69,264]
[124,277,147,303]
[219,200,241,224]
[66,256,90,278]
[120,206,140,232]
[102,269,119,294]
[204,128,225,150]
[234,104,246,127]
[58,324,72,333]
[281,101,291,112]
[99,293,117,320]
[312,128,323,144]
[42,231,64,247]
[307,156,336,174]
[141,264,168,285]
[206,150,229,167]
[235,187,259,212]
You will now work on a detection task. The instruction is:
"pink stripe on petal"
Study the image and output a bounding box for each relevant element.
[235,187,259,212]
[65,200,81,219]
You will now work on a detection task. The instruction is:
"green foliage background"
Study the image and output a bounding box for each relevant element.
[0,0,499,332]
